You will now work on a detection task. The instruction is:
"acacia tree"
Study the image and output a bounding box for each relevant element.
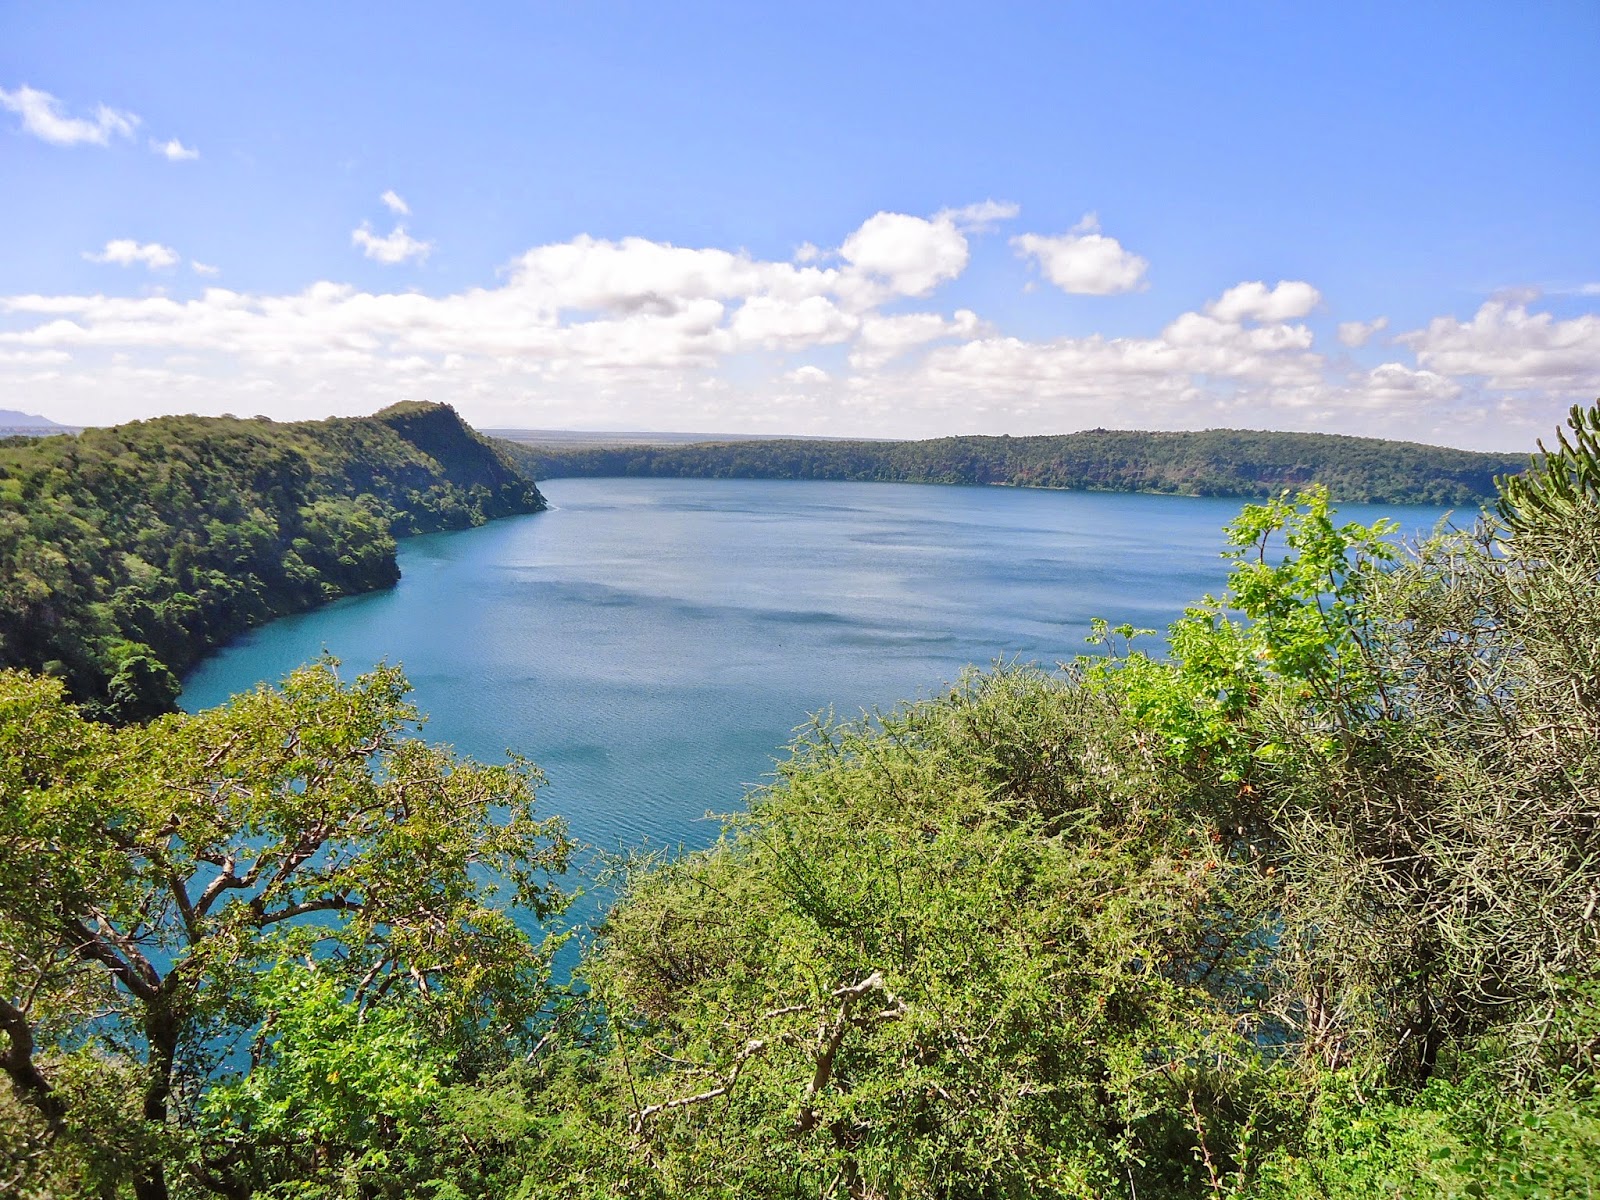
[0,658,571,1200]
[1097,409,1600,1089]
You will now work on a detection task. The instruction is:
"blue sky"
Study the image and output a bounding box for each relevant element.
[2,2,1595,450]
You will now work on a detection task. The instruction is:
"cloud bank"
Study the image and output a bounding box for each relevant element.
[4,204,1596,450]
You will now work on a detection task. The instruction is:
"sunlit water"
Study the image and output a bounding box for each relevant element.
[182,478,1454,930]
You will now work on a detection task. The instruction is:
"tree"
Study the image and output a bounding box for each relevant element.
[1096,447,1600,1090]
[0,658,571,1200]
[518,669,1281,1199]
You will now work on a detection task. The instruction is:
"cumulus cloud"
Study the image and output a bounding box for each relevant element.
[850,309,982,369]
[1401,298,1600,391]
[352,222,432,265]
[6,205,1596,448]
[85,240,180,269]
[1351,362,1463,408]
[1012,214,1149,295]
[1338,316,1389,347]
[730,295,857,350]
[1207,280,1321,323]
[191,261,221,277]
[839,211,971,299]
[0,84,138,146]
[380,190,410,216]
[920,282,1322,406]
[151,137,199,161]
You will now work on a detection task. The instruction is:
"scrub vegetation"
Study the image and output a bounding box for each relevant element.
[3,406,1598,1198]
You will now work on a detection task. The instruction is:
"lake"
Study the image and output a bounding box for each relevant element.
[182,478,1455,864]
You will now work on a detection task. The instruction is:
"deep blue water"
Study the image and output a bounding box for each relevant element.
[182,478,1453,864]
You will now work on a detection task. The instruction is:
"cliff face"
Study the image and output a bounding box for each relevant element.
[374,401,540,498]
[0,403,546,720]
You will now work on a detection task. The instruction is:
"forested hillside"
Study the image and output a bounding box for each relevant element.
[505,427,1526,505]
[0,401,543,721]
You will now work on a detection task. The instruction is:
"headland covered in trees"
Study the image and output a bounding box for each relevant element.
[6,400,1600,1199]
[0,401,543,722]
[502,427,1526,506]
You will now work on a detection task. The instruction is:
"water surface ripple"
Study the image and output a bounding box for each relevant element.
[183,478,1453,859]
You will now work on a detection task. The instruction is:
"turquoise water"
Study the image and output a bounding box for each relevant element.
[182,478,1455,862]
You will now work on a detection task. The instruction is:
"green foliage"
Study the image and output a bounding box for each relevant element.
[0,659,571,1200]
[198,964,449,1197]
[1496,401,1600,538]
[491,669,1301,1197]
[8,406,1600,1198]
[505,427,1526,506]
[0,403,544,721]
[1096,487,1398,778]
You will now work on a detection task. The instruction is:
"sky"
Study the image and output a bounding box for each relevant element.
[1,2,1596,452]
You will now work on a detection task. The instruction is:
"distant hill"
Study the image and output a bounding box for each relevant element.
[0,409,64,426]
[0,409,75,437]
[502,427,1530,507]
[0,402,544,721]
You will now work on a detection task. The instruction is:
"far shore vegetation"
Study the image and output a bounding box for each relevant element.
[502,426,1527,506]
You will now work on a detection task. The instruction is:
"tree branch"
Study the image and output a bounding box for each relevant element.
[64,917,160,1002]
[0,994,65,1131]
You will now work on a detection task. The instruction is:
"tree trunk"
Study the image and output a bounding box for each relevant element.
[134,1004,180,1200]
[0,995,67,1133]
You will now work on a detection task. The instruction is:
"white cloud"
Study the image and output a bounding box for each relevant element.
[1350,362,1463,408]
[0,349,71,365]
[1337,316,1389,347]
[941,199,1021,230]
[729,295,857,350]
[352,223,432,265]
[839,211,970,299]
[6,206,1595,450]
[0,84,138,146]
[1207,280,1321,323]
[191,261,221,277]
[1401,298,1600,391]
[850,309,981,369]
[151,137,199,161]
[1012,214,1148,295]
[380,190,410,216]
[85,240,180,269]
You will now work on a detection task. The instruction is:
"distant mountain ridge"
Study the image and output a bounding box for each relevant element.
[502,427,1529,506]
[0,402,544,720]
[0,409,71,434]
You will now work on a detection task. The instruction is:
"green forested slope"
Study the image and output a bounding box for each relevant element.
[0,401,543,720]
[505,427,1527,505]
